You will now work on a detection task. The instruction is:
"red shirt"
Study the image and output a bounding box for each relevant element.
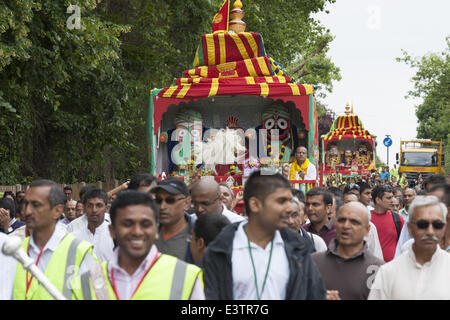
[370,210,404,262]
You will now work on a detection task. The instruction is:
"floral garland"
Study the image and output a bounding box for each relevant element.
[267,143,287,162]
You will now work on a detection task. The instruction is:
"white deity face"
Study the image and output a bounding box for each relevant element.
[330,146,338,156]
[175,120,202,143]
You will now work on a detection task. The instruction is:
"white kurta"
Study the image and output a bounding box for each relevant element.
[70,220,114,262]
[368,246,450,300]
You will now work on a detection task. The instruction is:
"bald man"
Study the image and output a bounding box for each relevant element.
[312,202,385,300]
[289,146,317,181]
[190,180,245,223]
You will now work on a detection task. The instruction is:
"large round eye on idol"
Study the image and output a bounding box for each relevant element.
[277,118,288,130]
[177,129,187,139]
[264,119,275,129]
[190,129,200,138]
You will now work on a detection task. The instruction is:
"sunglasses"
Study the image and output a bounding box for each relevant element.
[410,219,446,230]
[155,196,186,205]
[192,194,220,208]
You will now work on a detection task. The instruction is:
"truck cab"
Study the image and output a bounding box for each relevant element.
[396,140,444,185]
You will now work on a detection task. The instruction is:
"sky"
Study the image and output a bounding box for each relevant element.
[313,0,450,167]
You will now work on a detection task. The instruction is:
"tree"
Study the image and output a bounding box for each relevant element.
[0,0,342,184]
[0,0,134,184]
[397,36,450,173]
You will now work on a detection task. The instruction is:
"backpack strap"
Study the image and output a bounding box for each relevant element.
[391,211,402,241]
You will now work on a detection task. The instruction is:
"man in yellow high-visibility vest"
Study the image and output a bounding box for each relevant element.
[11,180,96,300]
[71,190,204,300]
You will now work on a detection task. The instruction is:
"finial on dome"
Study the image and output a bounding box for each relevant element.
[229,0,246,33]
[345,103,351,115]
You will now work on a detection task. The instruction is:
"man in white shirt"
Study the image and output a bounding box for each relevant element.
[0,233,18,299]
[368,195,450,300]
[66,211,110,233]
[190,179,245,223]
[71,189,114,262]
[202,171,325,300]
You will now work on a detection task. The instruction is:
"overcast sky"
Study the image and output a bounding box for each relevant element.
[313,0,450,166]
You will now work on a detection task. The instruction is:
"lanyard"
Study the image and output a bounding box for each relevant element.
[25,243,45,300]
[244,226,274,300]
[110,251,160,300]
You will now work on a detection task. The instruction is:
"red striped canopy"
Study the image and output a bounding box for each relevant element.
[321,114,375,148]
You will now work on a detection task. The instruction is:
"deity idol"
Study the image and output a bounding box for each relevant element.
[256,103,298,166]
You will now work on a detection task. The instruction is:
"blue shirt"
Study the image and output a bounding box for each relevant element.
[380,172,390,180]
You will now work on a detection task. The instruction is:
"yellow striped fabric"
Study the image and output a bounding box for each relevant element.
[244,58,257,76]
[208,78,219,97]
[193,47,200,68]
[304,85,314,95]
[243,33,259,59]
[206,34,216,66]
[257,57,270,75]
[177,84,191,98]
[163,86,178,98]
[218,33,226,65]
[288,83,300,95]
[246,77,256,84]
[259,83,269,96]
[200,66,208,78]
[231,34,250,60]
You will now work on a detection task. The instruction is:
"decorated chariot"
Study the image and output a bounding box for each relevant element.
[145,0,319,205]
[320,104,377,185]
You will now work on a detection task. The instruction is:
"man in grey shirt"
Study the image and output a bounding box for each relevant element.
[151,178,196,262]
[312,201,384,300]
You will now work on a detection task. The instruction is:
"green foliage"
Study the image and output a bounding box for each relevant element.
[375,155,386,169]
[0,0,137,184]
[0,0,341,184]
[397,37,450,143]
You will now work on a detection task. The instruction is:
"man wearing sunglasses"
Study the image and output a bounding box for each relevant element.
[190,180,245,223]
[369,196,450,299]
[151,178,196,263]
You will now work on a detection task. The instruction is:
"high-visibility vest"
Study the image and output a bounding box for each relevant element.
[72,254,203,300]
[13,233,94,300]
[399,175,407,187]
[390,168,399,179]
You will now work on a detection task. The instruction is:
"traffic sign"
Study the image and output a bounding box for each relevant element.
[383,137,392,147]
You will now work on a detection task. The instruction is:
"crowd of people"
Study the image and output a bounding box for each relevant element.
[0,159,449,300]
